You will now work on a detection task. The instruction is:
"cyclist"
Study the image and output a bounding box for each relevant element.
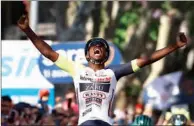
[17,15,187,126]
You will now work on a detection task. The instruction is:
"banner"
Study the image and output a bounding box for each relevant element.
[143,71,194,110]
[2,40,54,107]
[38,42,123,84]
[143,71,183,110]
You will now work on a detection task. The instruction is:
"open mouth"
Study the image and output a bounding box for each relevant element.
[94,48,101,55]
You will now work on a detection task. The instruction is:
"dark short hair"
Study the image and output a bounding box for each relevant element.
[2,95,12,102]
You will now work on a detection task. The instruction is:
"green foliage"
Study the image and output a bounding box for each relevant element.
[161,1,172,12]
[149,30,157,41]
[115,29,127,39]
[113,10,140,51]
[148,20,160,41]
[120,12,139,27]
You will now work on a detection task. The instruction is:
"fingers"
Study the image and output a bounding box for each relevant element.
[17,17,24,25]
[24,12,29,20]
[18,14,28,24]
[21,14,28,20]
[20,14,28,20]
[18,15,25,23]
[179,32,187,42]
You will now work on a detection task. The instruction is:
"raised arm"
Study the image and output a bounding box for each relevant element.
[17,15,59,62]
[17,15,85,77]
[136,32,187,68]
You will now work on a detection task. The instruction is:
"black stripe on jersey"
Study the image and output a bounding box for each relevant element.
[106,62,134,80]
[79,83,110,92]
[108,89,114,117]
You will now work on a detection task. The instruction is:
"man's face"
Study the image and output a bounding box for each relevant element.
[1,100,12,115]
[88,43,107,61]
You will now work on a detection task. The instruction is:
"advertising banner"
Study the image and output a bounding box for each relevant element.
[2,40,54,107]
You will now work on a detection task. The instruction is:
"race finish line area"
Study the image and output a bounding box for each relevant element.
[2,1,194,126]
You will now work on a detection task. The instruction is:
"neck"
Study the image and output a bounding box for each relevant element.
[88,62,105,71]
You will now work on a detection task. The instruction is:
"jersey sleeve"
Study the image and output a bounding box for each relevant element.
[109,59,140,80]
[54,54,85,77]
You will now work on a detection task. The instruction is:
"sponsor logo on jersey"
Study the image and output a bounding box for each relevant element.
[95,71,107,77]
[82,108,92,117]
[83,91,106,99]
[79,83,110,92]
[80,76,93,81]
[80,76,111,83]
[86,97,102,104]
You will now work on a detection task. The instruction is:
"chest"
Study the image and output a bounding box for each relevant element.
[78,69,115,83]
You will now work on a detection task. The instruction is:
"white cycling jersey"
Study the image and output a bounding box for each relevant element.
[74,67,117,125]
[54,54,140,125]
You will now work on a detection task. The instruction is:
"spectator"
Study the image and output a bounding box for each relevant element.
[54,96,63,108]
[114,108,127,125]
[2,95,13,117]
[131,115,154,126]
[37,89,50,115]
[68,116,79,126]
[134,103,144,118]
[163,108,192,126]
[1,95,13,125]
[40,115,55,126]
[62,88,79,115]
[52,107,69,126]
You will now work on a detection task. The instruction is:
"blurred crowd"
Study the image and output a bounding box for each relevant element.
[1,89,79,126]
[1,88,194,126]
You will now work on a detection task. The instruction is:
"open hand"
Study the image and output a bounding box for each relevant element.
[176,32,187,48]
[17,15,29,30]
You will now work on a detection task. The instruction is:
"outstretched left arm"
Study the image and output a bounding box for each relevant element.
[136,32,187,68]
[108,33,187,81]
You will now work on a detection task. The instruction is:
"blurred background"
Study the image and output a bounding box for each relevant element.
[1,1,194,126]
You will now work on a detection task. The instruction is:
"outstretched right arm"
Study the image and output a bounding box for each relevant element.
[17,15,85,76]
[17,15,58,62]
